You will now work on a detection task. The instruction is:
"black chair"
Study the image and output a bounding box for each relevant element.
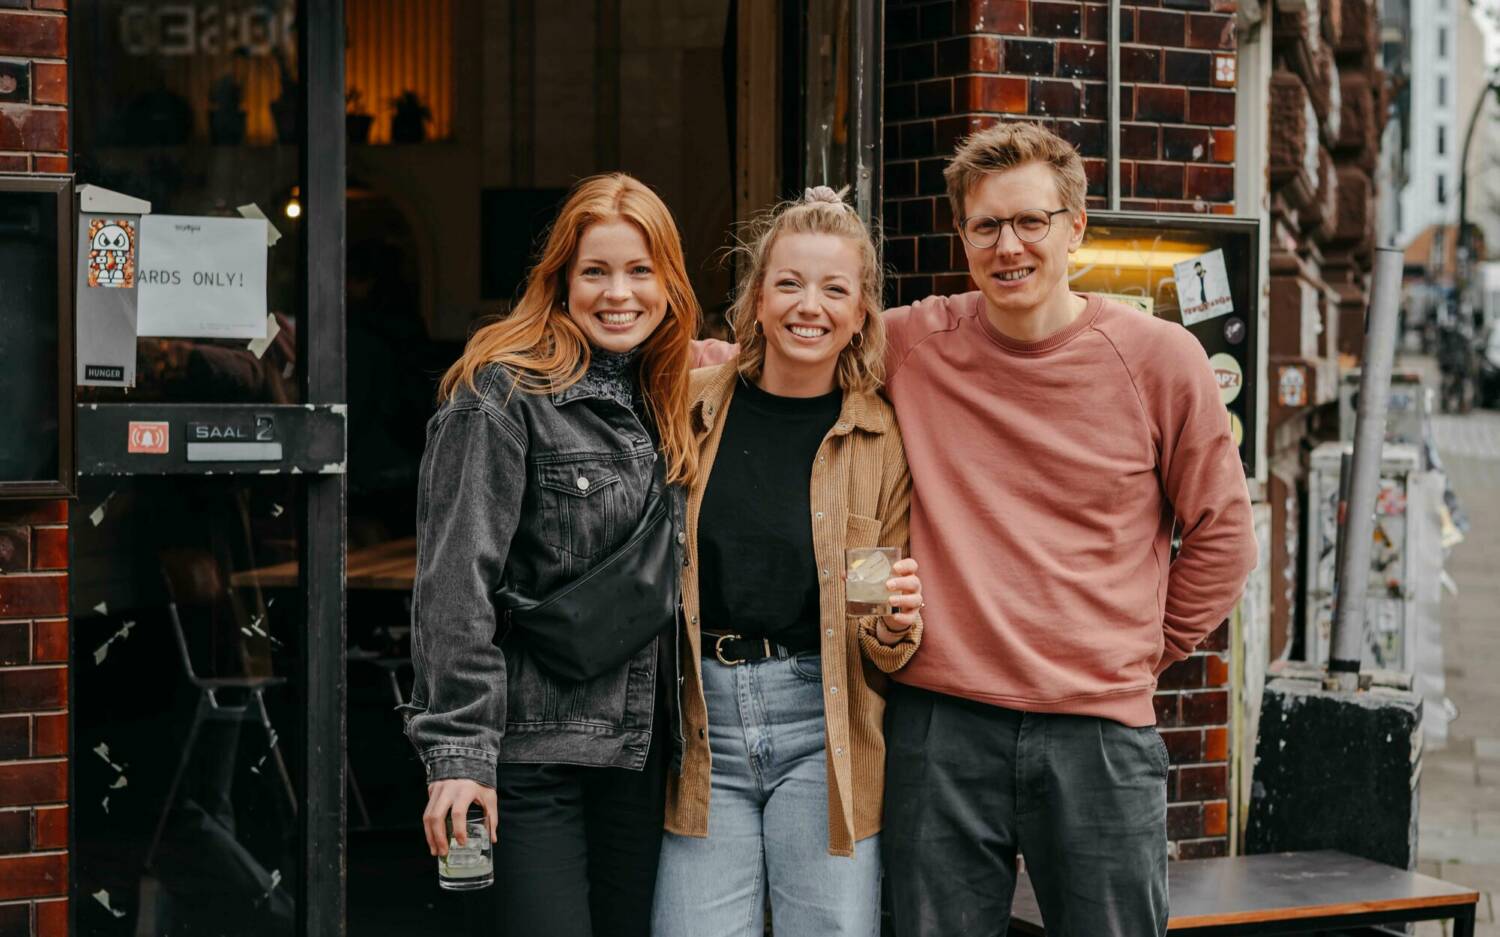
[144,547,297,870]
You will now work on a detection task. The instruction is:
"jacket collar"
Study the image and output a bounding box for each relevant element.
[690,363,886,437]
[549,381,598,406]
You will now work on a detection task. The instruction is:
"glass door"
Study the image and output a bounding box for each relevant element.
[69,2,347,934]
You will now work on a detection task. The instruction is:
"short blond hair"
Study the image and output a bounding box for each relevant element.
[943,121,1088,222]
[727,187,886,394]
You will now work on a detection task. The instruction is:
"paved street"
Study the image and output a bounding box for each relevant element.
[1415,391,1500,936]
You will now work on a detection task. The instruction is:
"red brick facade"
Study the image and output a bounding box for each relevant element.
[0,501,71,937]
[1263,0,1386,659]
[882,0,1239,856]
[1,4,72,934]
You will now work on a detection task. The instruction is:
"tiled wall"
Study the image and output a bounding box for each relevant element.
[0,3,72,933]
[881,0,1238,856]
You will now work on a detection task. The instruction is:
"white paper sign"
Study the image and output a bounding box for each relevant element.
[136,215,268,338]
[1173,248,1234,326]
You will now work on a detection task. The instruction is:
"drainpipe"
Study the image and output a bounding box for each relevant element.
[1108,0,1121,210]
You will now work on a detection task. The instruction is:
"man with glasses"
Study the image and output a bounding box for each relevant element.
[876,122,1255,936]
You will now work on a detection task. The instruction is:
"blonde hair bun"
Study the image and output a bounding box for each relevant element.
[802,185,852,208]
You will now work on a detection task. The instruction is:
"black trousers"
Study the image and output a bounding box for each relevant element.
[882,684,1169,937]
[472,712,669,937]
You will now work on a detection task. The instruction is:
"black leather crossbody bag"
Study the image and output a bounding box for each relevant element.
[495,457,679,683]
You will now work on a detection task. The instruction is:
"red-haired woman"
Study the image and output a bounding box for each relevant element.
[401,173,698,936]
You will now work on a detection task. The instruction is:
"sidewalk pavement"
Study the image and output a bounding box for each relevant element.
[1414,402,1500,937]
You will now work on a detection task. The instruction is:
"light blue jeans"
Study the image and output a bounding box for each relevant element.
[652,652,882,937]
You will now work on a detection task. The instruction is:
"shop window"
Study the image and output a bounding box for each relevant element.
[0,177,72,496]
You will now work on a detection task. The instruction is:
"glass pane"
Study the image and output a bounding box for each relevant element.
[71,476,303,936]
[341,1,739,931]
[72,0,302,404]
[803,0,851,192]
[0,188,62,484]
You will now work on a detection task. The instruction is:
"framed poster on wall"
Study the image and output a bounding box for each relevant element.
[0,175,75,498]
[1071,211,1264,481]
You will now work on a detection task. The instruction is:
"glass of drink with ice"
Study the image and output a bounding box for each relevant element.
[845,546,901,616]
[438,804,494,891]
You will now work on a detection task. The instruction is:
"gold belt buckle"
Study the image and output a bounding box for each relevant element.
[714,633,747,666]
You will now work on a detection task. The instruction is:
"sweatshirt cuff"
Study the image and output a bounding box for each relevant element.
[420,747,497,786]
[858,613,922,673]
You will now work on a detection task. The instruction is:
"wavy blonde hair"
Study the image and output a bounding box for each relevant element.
[438,173,700,484]
[727,187,886,394]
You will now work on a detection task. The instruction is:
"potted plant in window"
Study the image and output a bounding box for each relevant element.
[209,75,246,145]
[346,89,374,145]
[390,90,430,144]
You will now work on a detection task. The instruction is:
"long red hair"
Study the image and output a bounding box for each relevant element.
[439,173,700,484]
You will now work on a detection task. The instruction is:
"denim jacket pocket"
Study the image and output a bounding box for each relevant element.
[506,643,633,728]
[535,457,624,561]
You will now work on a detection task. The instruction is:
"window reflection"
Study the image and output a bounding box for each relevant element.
[72,477,301,936]
[73,0,302,405]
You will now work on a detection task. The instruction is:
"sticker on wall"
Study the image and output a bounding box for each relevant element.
[1223,317,1246,345]
[1209,352,1243,405]
[1278,366,1308,408]
[1098,292,1155,316]
[78,205,148,387]
[128,422,170,455]
[1173,248,1234,326]
[86,218,137,289]
[1229,411,1244,446]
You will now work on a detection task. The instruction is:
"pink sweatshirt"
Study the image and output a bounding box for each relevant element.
[884,292,1256,727]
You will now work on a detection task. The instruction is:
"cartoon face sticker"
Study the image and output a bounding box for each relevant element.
[87,218,136,289]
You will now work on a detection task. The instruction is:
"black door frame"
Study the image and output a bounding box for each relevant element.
[298,1,348,934]
[70,1,349,933]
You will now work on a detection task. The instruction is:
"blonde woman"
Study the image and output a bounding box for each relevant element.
[652,187,924,937]
[402,173,698,937]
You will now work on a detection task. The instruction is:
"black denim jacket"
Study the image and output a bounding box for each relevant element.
[400,363,683,783]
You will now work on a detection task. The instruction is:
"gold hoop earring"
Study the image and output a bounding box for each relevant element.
[753,321,764,337]
[851,330,864,349]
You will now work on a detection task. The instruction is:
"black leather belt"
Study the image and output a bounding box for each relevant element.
[701,630,805,666]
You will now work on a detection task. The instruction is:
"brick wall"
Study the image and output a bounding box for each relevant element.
[0,3,69,172]
[1263,0,1385,660]
[882,0,1238,856]
[883,0,1241,306]
[1,4,72,935]
[0,502,71,937]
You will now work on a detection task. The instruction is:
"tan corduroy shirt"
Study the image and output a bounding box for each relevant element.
[665,363,922,857]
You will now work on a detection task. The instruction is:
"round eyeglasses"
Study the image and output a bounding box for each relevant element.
[958,208,1071,249]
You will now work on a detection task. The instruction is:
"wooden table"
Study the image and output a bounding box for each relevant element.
[1008,851,1479,936]
[229,536,417,591]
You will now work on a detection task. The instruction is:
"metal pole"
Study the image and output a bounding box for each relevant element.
[1456,78,1496,282]
[1327,246,1404,691]
[1107,0,1121,210]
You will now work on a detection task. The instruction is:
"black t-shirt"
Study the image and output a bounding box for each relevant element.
[697,377,842,651]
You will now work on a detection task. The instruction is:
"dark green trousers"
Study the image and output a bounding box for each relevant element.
[882,684,1170,937]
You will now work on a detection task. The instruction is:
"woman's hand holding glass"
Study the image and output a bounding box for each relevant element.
[424,777,498,857]
[875,557,922,647]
